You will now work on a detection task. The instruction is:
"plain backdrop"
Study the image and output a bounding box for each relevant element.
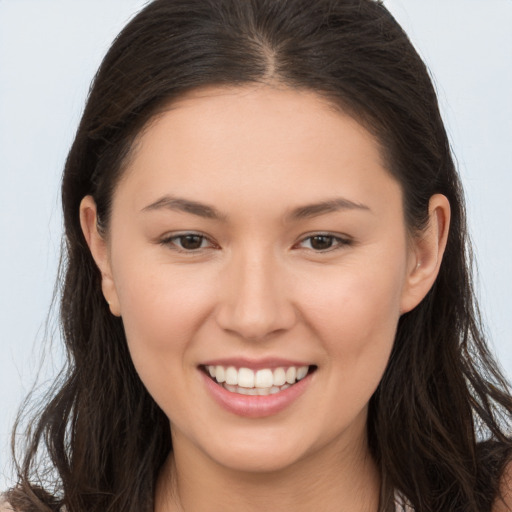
[1,0,511,490]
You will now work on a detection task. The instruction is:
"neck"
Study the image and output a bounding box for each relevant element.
[155,425,381,512]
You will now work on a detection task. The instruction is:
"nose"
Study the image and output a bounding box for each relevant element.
[215,249,297,341]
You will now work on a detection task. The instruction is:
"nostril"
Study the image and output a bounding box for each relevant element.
[214,282,298,340]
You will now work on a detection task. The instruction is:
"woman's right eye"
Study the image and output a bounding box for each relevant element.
[160,233,215,252]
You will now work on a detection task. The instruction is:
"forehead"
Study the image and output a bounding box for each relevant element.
[114,85,401,219]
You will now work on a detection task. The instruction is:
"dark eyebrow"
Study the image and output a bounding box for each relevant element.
[141,195,226,220]
[288,198,371,220]
[141,195,370,221]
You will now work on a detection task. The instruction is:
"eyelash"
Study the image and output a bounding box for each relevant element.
[159,232,352,253]
[159,232,217,253]
[294,233,353,252]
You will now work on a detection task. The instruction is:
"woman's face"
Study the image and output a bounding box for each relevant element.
[82,85,442,473]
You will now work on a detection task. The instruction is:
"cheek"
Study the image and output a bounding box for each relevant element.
[299,257,405,400]
[112,259,217,378]
[300,253,405,337]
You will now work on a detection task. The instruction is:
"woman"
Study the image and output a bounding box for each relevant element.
[4,0,512,511]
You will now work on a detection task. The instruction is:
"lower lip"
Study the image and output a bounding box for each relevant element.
[200,370,312,418]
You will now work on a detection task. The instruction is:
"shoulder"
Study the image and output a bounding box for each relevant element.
[0,496,14,511]
[494,459,512,512]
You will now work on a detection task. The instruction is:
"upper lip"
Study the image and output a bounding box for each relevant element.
[199,358,313,370]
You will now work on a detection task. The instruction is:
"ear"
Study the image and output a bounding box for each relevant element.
[79,196,121,316]
[400,194,451,314]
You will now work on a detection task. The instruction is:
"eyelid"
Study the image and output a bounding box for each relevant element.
[293,232,353,252]
[158,231,219,252]
[157,230,352,253]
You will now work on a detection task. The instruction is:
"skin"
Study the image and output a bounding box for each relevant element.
[81,85,450,512]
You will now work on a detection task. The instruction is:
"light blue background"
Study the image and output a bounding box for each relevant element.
[1,0,511,490]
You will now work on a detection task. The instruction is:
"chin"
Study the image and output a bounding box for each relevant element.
[215,449,305,474]
[202,431,313,474]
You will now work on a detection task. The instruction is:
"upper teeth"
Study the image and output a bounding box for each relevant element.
[207,365,309,388]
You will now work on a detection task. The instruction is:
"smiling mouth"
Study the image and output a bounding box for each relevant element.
[201,364,317,396]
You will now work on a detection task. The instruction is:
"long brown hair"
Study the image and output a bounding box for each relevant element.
[7,1,512,511]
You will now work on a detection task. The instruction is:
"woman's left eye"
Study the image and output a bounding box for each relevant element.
[160,233,214,251]
[297,234,351,252]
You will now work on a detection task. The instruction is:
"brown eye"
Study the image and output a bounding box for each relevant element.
[297,234,351,252]
[309,235,335,250]
[177,234,206,250]
[160,232,213,252]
